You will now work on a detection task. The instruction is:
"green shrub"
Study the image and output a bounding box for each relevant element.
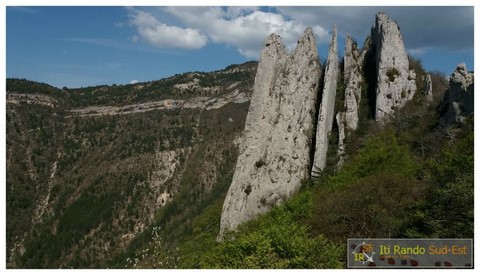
[386,67,401,82]
[310,172,425,241]
[201,192,343,268]
[328,128,419,188]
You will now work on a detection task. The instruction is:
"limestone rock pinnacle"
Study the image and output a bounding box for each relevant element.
[372,12,416,121]
[343,34,364,131]
[218,28,321,239]
[311,25,338,176]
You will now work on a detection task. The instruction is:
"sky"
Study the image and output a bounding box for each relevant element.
[6,5,475,88]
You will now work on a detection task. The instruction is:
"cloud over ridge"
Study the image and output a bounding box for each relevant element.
[127,7,328,58]
[127,7,208,50]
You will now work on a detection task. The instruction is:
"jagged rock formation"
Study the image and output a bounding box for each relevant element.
[442,63,474,124]
[372,12,416,121]
[219,11,469,241]
[343,34,365,131]
[311,26,338,176]
[423,74,433,101]
[219,28,321,238]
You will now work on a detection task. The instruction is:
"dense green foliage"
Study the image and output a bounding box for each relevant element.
[407,130,474,238]
[309,128,424,241]
[6,78,68,98]
[202,192,343,268]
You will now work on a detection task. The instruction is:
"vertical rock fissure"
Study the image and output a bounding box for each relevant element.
[308,65,326,176]
[363,39,378,120]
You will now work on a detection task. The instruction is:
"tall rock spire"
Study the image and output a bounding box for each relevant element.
[372,12,416,121]
[218,28,321,239]
[343,34,364,131]
[311,25,338,176]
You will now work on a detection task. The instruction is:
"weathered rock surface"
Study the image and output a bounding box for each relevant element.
[336,35,366,168]
[311,26,338,176]
[423,74,433,101]
[219,28,321,238]
[343,34,364,131]
[442,63,474,124]
[336,112,346,169]
[372,12,416,121]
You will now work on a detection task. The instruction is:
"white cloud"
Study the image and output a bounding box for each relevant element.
[407,47,432,57]
[127,7,208,50]
[129,80,139,84]
[125,6,473,59]
[125,7,328,59]
[163,7,328,58]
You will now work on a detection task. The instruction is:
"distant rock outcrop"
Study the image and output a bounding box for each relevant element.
[372,12,417,121]
[312,26,338,176]
[423,74,433,101]
[6,93,59,108]
[442,63,474,124]
[218,28,322,239]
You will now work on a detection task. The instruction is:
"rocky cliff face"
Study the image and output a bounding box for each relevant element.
[442,63,474,124]
[311,26,338,176]
[219,28,321,238]
[372,12,416,121]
